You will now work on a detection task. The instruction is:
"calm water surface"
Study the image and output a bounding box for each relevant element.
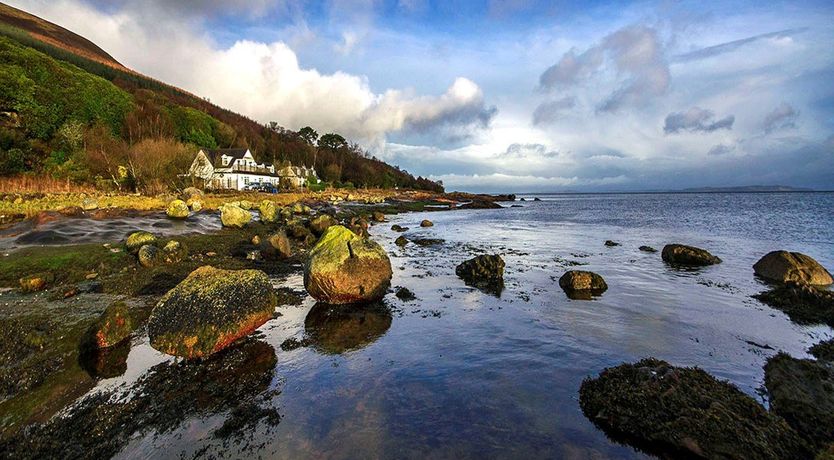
[67,193,834,458]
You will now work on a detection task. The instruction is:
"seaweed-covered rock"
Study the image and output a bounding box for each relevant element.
[125,231,157,255]
[291,203,304,214]
[413,238,444,247]
[137,244,161,268]
[162,240,188,264]
[420,219,433,227]
[639,245,657,253]
[559,270,607,299]
[395,287,416,301]
[662,244,722,266]
[166,199,189,219]
[309,214,335,235]
[765,353,834,452]
[395,235,408,247]
[753,251,833,286]
[303,226,392,304]
[455,254,505,295]
[391,224,408,232]
[258,200,278,223]
[87,302,134,349]
[754,282,834,327]
[580,358,812,459]
[147,266,276,359]
[19,276,46,292]
[262,231,292,260]
[304,302,392,354]
[220,204,251,228]
[809,339,834,362]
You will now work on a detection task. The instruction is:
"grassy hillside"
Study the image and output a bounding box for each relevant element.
[0,3,442,193]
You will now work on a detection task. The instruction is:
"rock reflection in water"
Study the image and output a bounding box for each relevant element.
[77,338,131,379]
[304,302,393,354]
[3,338,279,459]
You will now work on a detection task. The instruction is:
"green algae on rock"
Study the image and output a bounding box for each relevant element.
[87,302,134,349]
[147,266,276,359]
[580,358,812,459]
[309,214,335,236]
[166,199,189,219]
[765,352,834,453]
[304,225,393,304]
[220,203,252,228]
[258,200,278,223]
[125,231,157,255]
[661,244,722,266]
[753,251,833,286]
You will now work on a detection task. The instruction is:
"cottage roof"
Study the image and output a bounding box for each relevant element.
[201,148,249,167]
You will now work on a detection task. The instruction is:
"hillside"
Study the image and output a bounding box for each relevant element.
[0,2,442,193]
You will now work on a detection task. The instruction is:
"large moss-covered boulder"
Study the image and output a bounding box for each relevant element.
[147,266,276,359]
[754,251,833,286]
[220,204,251,228]
[662,244,722,266]
[88,302,134,349]
[166,199,189,219]
[455,254,505,295]
[125,231,157,255]
[559,270,607,299]
[137,244,161,268]
[258,200,278,223]
[304,226,393,304]
[765,353,834,453]
[580,358,812,459]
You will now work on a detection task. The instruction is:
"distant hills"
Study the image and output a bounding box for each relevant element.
[677,185,814,193]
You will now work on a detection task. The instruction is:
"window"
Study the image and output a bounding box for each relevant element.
[243,177,249,184]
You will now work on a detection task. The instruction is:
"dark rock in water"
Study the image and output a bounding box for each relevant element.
[78,338,130,380]
[86,302,134,349]
[754,282,834,327]
[304,302,392,354]
[125,231,156,255]
[604,240,620,247]
[662,244,722,266]
[456,254,505,295]
[395,287,416,301]
[304,226,392,305]
[559,270,607,300]
[395,235,408,247]
[511,204,523,208]
[137,244,161,268]
[413,238,444,247]
[639,245,657,253]
[280,336,311,351]
[459,199,502,209]
[753,251,833,286]
[809,339,834,362]
[533,197,541,201]
[391,224,408,232]
[580,357,812,459]
[148,266,276,359]
[309,214,336,236]
[420,219,433,227]
[765,352,834,452]
[520,198,526,201]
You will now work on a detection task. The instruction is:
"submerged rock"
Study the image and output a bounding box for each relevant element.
[304,302,392,354]
[147,266,276,359]
[304,226,393,304]
[580,358,812,459]
[456,254,505,295]
[753,251,833,286]
[661,244,722,266]
[166,199,189,219]
[639,245,657,253]
[559,270,607,300]
[87,302,134,349]
[420,219,434,227]
[754,282,834,327]
[765,353,834,453]
[125,231,157,255]
[220,204,251,228]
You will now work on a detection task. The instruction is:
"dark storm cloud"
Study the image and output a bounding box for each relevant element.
[532,97,575,125]
[663,107,735,134]
[763,102,799,133]
[538,25,670,112]
[673,28,808,62]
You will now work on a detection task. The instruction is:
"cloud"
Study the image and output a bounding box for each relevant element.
[663,107,735,134]
[532,96,575,125]
[499,143,559,158]
[673,28,808,62]
[707,144,734,156]
[762,102,799,133]
[538,25,670,112]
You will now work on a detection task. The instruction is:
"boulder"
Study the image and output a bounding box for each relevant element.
[661,244,722,266]
[125,231,157,255]
[81,197,98,211]
[765,353,834,452]
[138,244,161,268]
[372,211,385,222]
[88,302,134,349]
[262,231,292,260]
[19,276,46,292]
[186,198,202,212]
[420,219,434,227]
[238,200,253,211]
[303,226,393,304]
[391,224,408,232]
[288,222,312,241]
[580,358,812,459]
[753,251,833,286]
[147,266,276,359]
[258,200,278,223]
[559,270,607,299]
[309,215,336,236]
[395,235,408,247]
[455,254,505,295]
[162,240,187,264]
[166,199,189,219]
[348,217,369,238]
[220,204,251,228]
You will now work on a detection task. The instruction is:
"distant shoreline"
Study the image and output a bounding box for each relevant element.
[512,189,831,196]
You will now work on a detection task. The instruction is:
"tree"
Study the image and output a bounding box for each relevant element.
[298,126,319,145]
[323,163,341,183]
[318,133,347,151]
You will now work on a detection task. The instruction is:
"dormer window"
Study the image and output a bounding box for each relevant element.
[222,156,230,166]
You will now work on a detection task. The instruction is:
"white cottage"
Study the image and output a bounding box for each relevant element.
[188,148,317,191]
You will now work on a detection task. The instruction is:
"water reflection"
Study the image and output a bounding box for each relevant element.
[78,339,131,379]
[304,302,393,354]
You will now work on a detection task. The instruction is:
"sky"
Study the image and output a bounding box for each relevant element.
[8,0,834,192]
